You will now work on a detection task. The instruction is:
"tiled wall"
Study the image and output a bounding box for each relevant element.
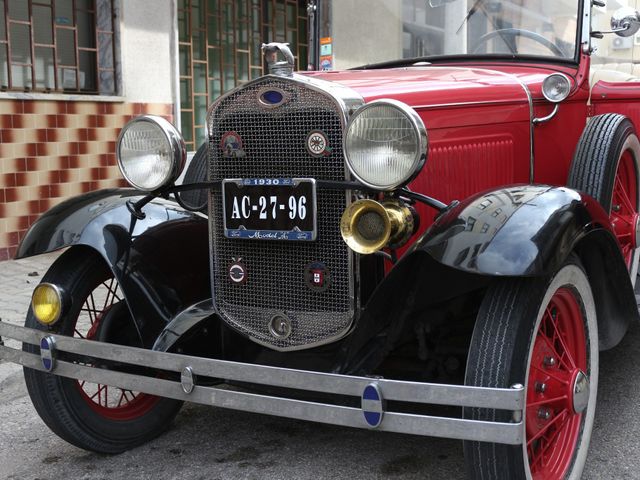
[0,100,173,261]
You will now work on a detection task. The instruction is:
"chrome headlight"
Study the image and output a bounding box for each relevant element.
[344,99,427,190]
[116,115,186,192]
[542,73,571,103]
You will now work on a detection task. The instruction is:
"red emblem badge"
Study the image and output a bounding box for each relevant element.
[304,262,331,292]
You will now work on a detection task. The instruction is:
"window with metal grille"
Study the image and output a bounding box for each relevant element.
[178,0,308,151]
[0,0,117,94]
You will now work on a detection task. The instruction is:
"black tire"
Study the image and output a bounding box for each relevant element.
[568,113,640,280]
[23,247,183,453]
[177,142,208,212]
[463,258,598,479]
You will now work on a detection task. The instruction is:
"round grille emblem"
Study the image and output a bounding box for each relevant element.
[229,260,247,284]
[269,313,292,339]
[306,130,331,157]
[304,262,331,292]
[220,131,246,158]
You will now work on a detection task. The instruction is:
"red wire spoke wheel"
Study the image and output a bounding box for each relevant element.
[568,113,640,280]
[611,148,639,268]
[526,288,587,478]
[23,247,183,453]
[464,258,598,479]
[73,277,160,421]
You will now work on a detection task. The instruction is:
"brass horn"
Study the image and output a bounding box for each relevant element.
[340,199,416,254]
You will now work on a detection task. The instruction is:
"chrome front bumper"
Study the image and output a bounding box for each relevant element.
[0,321,524,445]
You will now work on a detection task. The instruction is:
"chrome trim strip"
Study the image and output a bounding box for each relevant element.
[409,99,534,110]
[3,345,521,444]
[0,323,524,445]
[532,104,559,125]
[581,0,592,54]
[2,322,523,410]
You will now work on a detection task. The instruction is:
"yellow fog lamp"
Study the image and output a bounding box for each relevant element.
[31,283,65,326]
[340,199,416,254]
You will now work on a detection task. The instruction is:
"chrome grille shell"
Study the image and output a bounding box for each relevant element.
[207,75,364,351]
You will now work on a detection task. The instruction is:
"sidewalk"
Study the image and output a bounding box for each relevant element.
[0,251,61,349]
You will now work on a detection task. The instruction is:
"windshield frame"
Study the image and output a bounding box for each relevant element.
[353,0,588,70]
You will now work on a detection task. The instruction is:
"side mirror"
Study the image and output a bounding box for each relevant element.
[611,7,640,38]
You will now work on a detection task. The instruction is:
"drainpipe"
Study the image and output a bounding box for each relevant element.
[307,0,318,70]
[170,0,181,131]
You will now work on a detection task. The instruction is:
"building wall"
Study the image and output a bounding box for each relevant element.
[120,0,176,104]
[331,0,402,69]
[0,100,173,261]
[0,0,176,261]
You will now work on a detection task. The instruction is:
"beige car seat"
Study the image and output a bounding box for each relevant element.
[590,61,638,84]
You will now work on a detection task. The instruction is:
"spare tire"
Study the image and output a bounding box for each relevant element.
[178,142,208,213]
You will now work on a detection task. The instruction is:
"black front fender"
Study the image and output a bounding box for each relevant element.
[413,184,637,349]
[340,185,637,372]
[413,184,613,276]
[17,189,210,347]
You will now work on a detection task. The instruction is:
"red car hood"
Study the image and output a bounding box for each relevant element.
[303,66,532,111]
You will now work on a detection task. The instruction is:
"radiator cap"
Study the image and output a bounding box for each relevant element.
[261,42,295,77]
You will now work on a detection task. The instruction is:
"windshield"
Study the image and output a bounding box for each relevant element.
[329,0,580,69]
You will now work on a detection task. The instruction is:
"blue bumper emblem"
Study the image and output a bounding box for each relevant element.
[361,383,384,428]
[40,336,56,372]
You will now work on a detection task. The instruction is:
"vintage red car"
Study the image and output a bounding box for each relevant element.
[1,1,640,478]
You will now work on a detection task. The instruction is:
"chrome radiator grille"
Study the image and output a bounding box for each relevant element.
[208,77,354,350]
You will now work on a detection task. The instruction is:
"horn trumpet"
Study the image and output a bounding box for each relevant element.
[340,199,417,254]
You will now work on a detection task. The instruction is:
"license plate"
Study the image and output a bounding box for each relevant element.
[222,178,317,241]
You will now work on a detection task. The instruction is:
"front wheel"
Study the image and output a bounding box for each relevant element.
[464,258,598,479]
[23,247,183,453]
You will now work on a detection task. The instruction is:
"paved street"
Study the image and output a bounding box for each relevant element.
[1,252,640,479]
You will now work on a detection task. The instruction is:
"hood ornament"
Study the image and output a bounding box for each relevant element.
[261,42,295,77]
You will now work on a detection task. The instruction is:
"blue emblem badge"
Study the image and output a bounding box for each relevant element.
[40,336,56,372]
[361,383,384,428]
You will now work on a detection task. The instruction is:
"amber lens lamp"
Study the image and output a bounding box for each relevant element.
[31,283,63,326]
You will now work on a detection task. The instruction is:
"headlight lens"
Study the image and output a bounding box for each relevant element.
[542,73,571,103]
[344,100,427,190]
[32,283,63,326]
[116,115,186,191]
